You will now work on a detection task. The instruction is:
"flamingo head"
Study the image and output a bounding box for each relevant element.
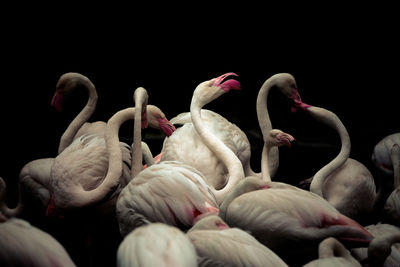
[269,73,311,112]
[268,129,295,148]
[193,72,241,107]
[51,72,93,112]
[147,105,176,137]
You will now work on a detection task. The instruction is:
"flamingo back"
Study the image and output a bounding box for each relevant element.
[116,161,219,236]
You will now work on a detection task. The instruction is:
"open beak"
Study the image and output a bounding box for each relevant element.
[212,72,241,92]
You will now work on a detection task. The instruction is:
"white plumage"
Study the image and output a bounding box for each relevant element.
[117,223,197,267]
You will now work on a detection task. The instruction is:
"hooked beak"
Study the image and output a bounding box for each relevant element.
[212,72,241,92]
[158,118,177,137]
[290,87,311,112]
[277,132,295,147]
[51,90,64,112]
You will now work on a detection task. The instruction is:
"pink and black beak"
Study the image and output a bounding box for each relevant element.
[158,118,177,137]
[277,132,295,148]
[51,89,64,112]
[289,87,311,113]
[212,72,241,92]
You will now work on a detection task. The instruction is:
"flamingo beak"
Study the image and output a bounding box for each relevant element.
[290,88,311,112]
[158,118,177,137]
[51,90,64,112]
[278,133,295,147]
[212,72,241,92]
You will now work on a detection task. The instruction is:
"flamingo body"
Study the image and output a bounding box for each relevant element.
[162,109,251,189]
[116,161,219,236]
[117,223,197,267]
[372,133,400,175]
[0,218,76,266]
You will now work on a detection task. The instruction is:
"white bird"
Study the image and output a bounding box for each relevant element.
[372,133,400,176]
[0,218,76,267]
[219,103,373,264]
[304,237,361,267]
[187,215,288,267]
[351,223,400,266]
[367,231,400,267]
[302,105,377,221]
[160,72,250,190]
[116,73,242,236]
[48,87,175,216]
[117,223,197,267]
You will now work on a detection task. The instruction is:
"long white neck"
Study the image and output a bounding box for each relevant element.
[318,238,355,261]
[0,177,23,217]
[76,107,137,206]
[131,89,148,178]
[309,106,351,197]
[256,76,279,178]
[190,96,245,204]
[391,144,400,188]
[58,78,98,154]
[260,140,275,182]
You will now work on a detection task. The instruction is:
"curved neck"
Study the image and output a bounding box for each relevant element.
[318,238,353,260]
[190,97,245,204]
[58,79,98,154]
[77,108,137,205]
[141,142,155,167]
[219,176,266,219]
[131,89,148,178]
[309,106,351,196]
[260,140,276,182]
[391,144,400,188]
[369,233,400,267]
[256,78,274,138]
[0,177,23,217]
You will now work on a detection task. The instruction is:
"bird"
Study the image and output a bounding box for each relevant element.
[219,102,373,264]
[51,72,106,154]
[187,215,288,267]
[304,237,361,267]
[383,143,400,225]
[0,217,76,266]
[301,105,377,221]
[303,237,361,267]
[367,231,400,267]
[117,222,197,267]
[0,72,112,218]
[48,87,176,216]
[372,133,400,176]
[160,72,251,190]
[116,73,242,236]
[351,223,400,267]
[372,133,400,225]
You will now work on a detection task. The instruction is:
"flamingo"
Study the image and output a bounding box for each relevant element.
[351,223,400,267]
[187,215,288,267]
[216,103,373,264]
[160,73,251,190]
[0,218,76,266]
[48,87,175,216]
[116,73,242,236]
[383,144,400,225]
[51,72,106,153]
[299,104,377,221]
[303,237,361,267]
[117,223,197,267]
[372,133,400,176]
[367,232,400,267]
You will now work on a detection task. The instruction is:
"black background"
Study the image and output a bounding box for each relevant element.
[0,4,399,266]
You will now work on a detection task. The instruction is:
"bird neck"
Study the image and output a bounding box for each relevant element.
[0,177,24,217]
[318,238,353,260]
[256,78,273,139]
[131,89,148,178]
[260,141,274,182]
[391,144,400,188]
[309,106,351,197]
[190,96,245,204]
[77,108,136,205]
[369,233,400,267]
[58,80,98,154]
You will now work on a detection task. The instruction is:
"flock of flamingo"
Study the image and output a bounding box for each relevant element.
[0,71,399,267]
